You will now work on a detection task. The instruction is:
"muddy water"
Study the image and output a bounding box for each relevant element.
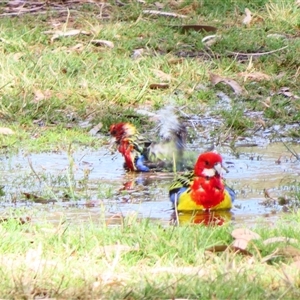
[1,143,299,226]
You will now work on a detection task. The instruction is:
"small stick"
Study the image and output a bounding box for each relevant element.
[226,45,288,56]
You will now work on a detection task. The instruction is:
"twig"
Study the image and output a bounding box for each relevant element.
[226,45,288,56]
[282,141,300,161]
[143,10,187,18]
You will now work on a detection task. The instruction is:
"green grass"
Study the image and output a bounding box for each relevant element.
[0,0,300,151]
[1,213,300,298]
[0,1,300,298]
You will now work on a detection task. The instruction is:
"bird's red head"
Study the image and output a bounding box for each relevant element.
[194,152,223,177]
[109,122,137,142]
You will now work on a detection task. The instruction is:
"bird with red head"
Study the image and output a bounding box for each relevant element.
[169,151,235,211]
[109,122,150,172]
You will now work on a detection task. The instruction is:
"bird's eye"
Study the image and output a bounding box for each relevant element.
[205,161,209,165]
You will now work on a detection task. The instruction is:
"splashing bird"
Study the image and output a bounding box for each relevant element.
[109,107,190,172]
[169,151,235,211]
[109,122,150,172]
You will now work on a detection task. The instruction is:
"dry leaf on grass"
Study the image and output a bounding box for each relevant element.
[70,43,85,52]
[210,73,244,95]
[152,69,174,81]
[243,8,252,26]
[154,2,165,9]
[277,245,300,261]
[0,127,15,135]
[149,83,169,89]
[91,39,114,48]
[89,123,103,136]
[233,238,249,250]
[205,245,228,253]
[238,71,271,82]
[278,87,300,99]
[205,244,252,256]
[132,48,145,59]
[231,228,261,241]
[263,237,298,245]
[33,89,52,103]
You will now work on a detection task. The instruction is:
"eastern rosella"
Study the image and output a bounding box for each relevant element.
[169,151,235,211]
[109,122,151,172]
[109,107,190,172]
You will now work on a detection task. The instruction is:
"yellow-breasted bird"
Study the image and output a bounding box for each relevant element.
[169,151,235,211]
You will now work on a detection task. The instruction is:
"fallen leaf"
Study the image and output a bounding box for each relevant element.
[0,127,15,135]
[261,96,271,108]
[205,245,228,253]
[132,48,144,59]
[13,52,24,61]
[277,245,300,261]
[243,8,252,26]
[231,228,261,241]
[70,43,85,52]
[230,245,252,256]
[33,89,52,103]
[149,83,169,89]
[267,33,287,39]
[91,39,114,48]
[210,73,244,95]
[263,237,298,245]
[154,2,164,9]
[238,71,271,82]
[233,238,249,250]
[152,69,173,81]
[278,87,300,99]
[89,123,103,136]
[205,244,252,256]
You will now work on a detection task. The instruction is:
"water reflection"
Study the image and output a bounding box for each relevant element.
[170,210,233,226]
[0,143,299,226]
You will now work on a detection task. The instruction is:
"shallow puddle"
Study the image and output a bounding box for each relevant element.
[0,143,299,226]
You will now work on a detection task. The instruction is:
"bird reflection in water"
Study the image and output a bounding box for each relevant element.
[170,210,233,226]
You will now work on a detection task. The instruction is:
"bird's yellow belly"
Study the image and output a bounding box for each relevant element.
[177,190,233,211]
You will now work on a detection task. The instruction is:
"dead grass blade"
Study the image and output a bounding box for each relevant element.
[263,237,298,245]
[226,45,288,57]
[143,10,187,18]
